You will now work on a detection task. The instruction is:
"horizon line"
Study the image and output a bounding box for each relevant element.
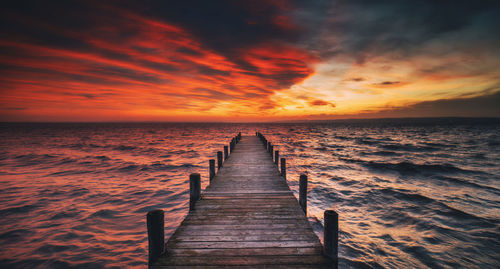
[1,116,500,124]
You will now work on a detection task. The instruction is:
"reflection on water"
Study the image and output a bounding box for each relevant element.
[0,119,499,268]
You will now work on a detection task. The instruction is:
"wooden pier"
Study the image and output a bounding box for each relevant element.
[147,133,338,268]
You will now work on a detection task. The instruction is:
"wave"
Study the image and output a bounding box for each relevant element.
[114,145,137,151]
[116,162,200,173]
[435,175,500,193]
[88,209,120,219]
[341,157,475,175]
[380,143,439,152]
[375,187,495,229]
[0,204,39,216]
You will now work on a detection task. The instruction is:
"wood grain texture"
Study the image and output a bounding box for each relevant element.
[152,136,333,268]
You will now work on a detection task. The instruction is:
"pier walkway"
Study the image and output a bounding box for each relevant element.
[149,135,336,268]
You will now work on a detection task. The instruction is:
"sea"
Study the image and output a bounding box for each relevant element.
[0,118,499,268]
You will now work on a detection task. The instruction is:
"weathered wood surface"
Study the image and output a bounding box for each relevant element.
[152,136,333,268]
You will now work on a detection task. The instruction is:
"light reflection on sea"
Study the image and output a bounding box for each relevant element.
[0,119,499,268]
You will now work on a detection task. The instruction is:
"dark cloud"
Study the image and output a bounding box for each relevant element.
[176,47,203,56]
[306,0,500,62]
[362,91,500,118]
[196,65,231,77]
[128,0,300,53]
[309,100,336,107]
[190,88,235,101]
[373,81,402,87]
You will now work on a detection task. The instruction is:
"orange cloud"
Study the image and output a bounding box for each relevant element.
[0,5,315,121]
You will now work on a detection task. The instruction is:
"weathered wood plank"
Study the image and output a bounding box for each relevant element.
[155,255,331,266]
[166,246,323,256]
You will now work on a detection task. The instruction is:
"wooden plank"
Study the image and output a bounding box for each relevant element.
[171,234,318,242]
[152,265,333,269]
[166,246,323,256]
[174,229,316,236]
[155,255,331,266]
[152,135,332,267]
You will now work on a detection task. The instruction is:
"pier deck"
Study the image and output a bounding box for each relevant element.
[151,135,334,268]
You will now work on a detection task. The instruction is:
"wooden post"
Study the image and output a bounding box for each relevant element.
[217,151,223,169]
[189,173,201,211]
[280,158,286,179]
[324,210,339,268]
[270,145,273,156]
[275,150,279,165]
[267,141,271,152]
[147,209,164,267]
[224,145,229,160]
[299,174,308,214]
[209,159,215,182]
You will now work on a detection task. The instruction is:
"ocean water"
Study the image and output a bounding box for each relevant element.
[0,119,499,268]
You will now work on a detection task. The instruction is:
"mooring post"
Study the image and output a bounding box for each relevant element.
[280,158,286,179]
[209,159,215,182]
[217,151,223,169]
[224,145,229,160]
[299,174,308,214]
[189,173,201,211]
[275,150,279,165]
[324,210,339,269]
[147,209,164,267]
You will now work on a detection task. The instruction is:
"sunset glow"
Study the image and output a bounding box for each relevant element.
[1,1,499,121]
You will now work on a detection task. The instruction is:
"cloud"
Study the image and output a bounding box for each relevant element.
[371,81,408,88]
[0,0,318,120]
[348,77,366,82]
[361,90,500,118]
[309,100,335,108]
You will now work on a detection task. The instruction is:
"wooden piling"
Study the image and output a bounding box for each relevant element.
[189,173,201,211]
[147,209,164,267]
[275,150,279,165]
[270,144,273,156]
[324,210,339,268]
[299,174,308,214]
[280,157,286,179]
[217,151,223,169]
[209,159,215,182]
[224,145,229,160]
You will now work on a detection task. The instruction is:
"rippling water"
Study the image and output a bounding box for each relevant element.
[0,119,499,268]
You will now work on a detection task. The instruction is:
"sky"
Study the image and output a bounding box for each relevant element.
[1,0,499,122]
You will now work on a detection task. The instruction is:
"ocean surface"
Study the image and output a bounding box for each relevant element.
[0,119,499,268]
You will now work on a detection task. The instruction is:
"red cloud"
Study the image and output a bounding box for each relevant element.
[0,5,315,121]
